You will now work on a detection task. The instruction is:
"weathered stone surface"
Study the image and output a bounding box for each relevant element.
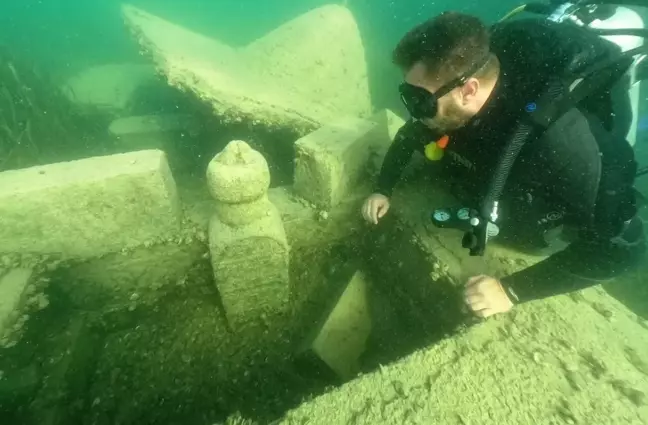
[210,217,290,322]
[0,149,181,259]
[277,167,648,424]
[0,365,40,402]
[304,269,371,379]
[122,4,372,132]
[61,63,156,114]
[30,315,99,425]
[279,286,648,425]
[0,268,32,343]
[206,140,271,207]
[207,141,290,326]
[108,114,200,137]
[109,114,198,153]
[293,116,388,209]
[268,186,367,249]
[61,239,207,310]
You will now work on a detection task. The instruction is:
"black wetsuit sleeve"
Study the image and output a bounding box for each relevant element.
[499,109,640,303]
[500,237,643,303]
[375,119,435,197]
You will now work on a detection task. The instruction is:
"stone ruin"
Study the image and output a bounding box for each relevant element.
[1,4,648,425]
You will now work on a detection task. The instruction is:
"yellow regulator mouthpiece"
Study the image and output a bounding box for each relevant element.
[424,135,449,161]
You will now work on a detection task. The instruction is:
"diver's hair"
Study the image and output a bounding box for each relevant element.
[392,11,499,83]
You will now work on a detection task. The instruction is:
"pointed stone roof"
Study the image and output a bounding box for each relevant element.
[122,4,373,133]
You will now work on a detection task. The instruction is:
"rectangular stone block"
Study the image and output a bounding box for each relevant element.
[294,116,385,209]
[0,150,181,259]
[303,269,371,379]
[209,206,290,327]
[0,268,33,343]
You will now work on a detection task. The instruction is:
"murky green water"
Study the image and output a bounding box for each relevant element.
[1,1,648,424]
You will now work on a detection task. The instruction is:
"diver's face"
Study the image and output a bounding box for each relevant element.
[404,62,478,133]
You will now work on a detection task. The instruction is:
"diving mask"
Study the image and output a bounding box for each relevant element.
[398,54,492,120]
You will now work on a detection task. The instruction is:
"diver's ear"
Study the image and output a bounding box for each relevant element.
[460,78,479,103]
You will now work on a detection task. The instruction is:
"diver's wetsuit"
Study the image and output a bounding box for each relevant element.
[376,18,645,304]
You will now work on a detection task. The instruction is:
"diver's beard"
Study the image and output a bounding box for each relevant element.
[424,102,470,133]
[425,113,468,133]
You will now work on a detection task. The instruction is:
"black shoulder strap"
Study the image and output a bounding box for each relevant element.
[527,48,639,130]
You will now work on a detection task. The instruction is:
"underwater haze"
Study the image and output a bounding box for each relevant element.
[1,0,521,109]
[1,1,648,425]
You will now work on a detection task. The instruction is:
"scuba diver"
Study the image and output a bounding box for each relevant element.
[361,1,648,319]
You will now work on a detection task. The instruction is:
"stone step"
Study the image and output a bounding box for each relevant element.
[0,268,34,346]
[0,149,181,259]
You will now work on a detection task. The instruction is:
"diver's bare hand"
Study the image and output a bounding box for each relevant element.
[362,193,390,224]
[464,275,514,319]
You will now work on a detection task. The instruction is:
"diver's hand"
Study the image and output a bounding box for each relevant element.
[362,193,390,224]
[464,275,513,319]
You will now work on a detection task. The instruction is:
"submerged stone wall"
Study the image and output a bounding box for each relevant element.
[278,285,648,425]
[121,4,372,132]
[0,149,181,259]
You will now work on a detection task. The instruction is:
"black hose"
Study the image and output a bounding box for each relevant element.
[480,80,565,219]
[479,124,534,218]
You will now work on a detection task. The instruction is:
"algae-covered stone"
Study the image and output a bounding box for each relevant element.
[61,63,156,114]
[278,284,648,425]
[207,141,289,328]
[0,150,181,259]
[0,268,33,344]
[206,140,271,205]
[293,116,385,209]
[303,269,372,379]
[121,4,372,131]
[206,140,273,227]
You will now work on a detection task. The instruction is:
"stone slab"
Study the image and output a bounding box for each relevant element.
[122,4,372,132]
[0,268,32,342]
[269,185,368,249]
[276,167,648,424]
[108,113,200,137]
[279,286,648,425]
[61,63,156,114]
[306,269,372,379]
[0,149,181,259]
[30,315,99,425]
[60,238,207,310]
[293,116,386,209]
[209,206,290,326]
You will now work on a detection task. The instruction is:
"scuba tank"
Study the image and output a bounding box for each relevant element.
[546,1,645,147]
[502,1,646,146]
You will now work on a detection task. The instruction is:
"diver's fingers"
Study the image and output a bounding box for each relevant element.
[464,283,484,298]
[465,292,485,307]
[362,200,373,223]
[369,200,379,224]
[377,202,390,219]
[466,300,489,313]
[362,200,376,224]
[361,201,370,222]
[472,308,495,319]
[466,275,487,288]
